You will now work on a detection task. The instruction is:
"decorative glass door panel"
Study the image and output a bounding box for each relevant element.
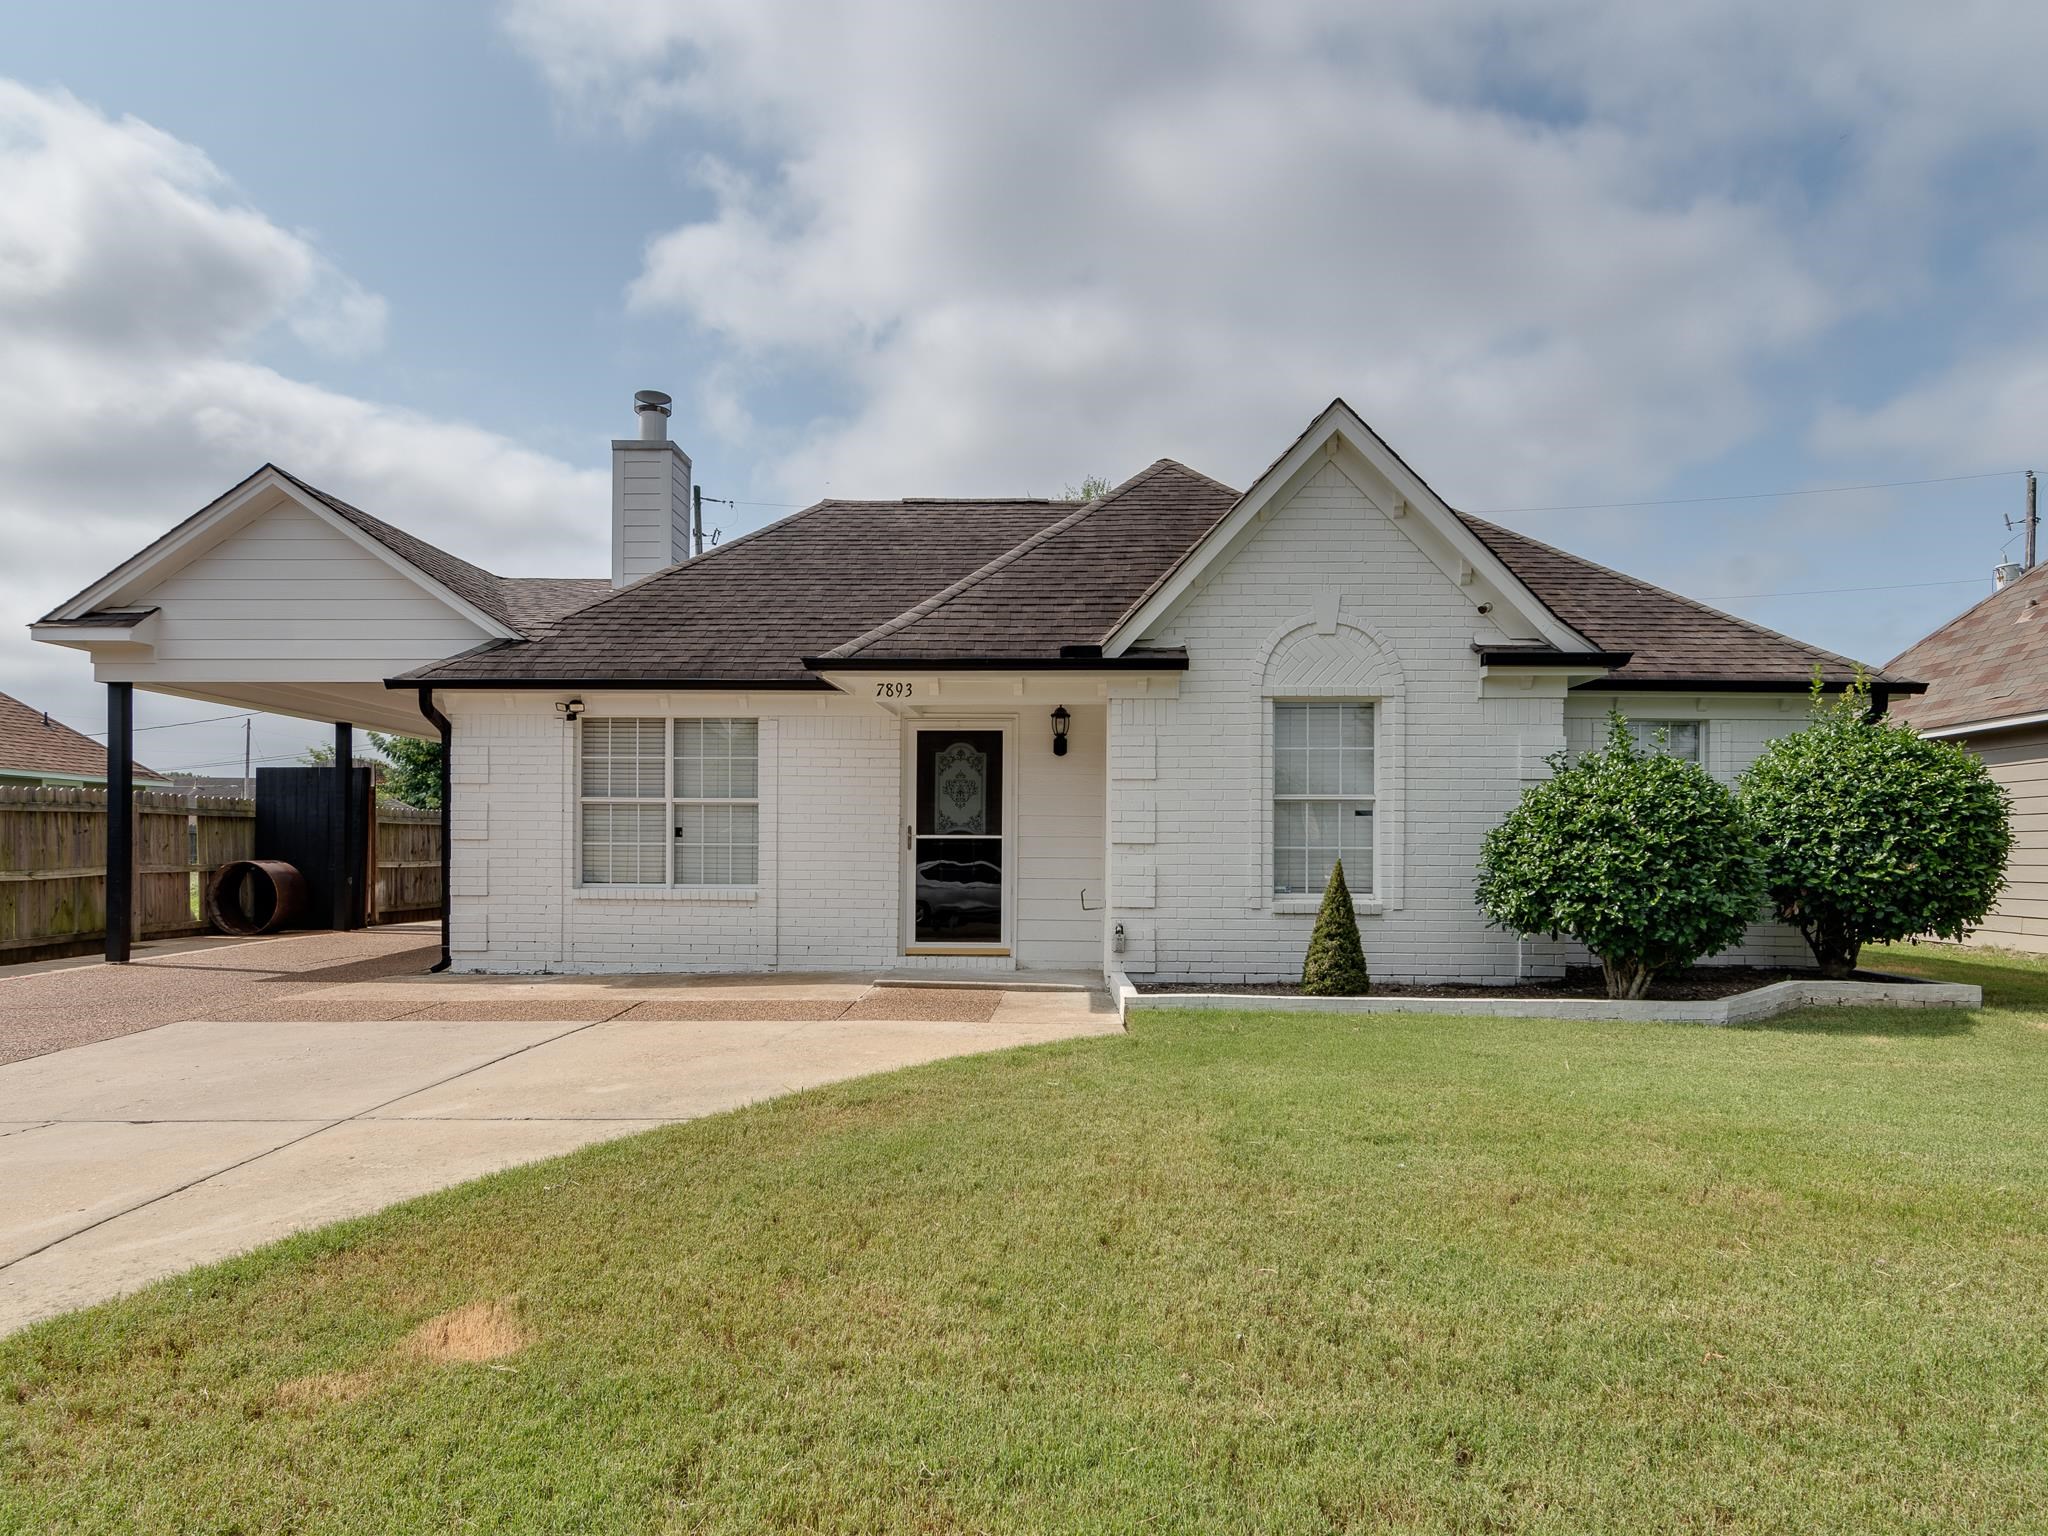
[912,729,1003,944]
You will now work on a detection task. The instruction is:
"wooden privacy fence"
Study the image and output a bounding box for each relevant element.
[372,801,441,923]
[0,785,442,957]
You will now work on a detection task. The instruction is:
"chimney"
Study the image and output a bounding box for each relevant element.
[611,389,692,587]
[1996,562,2025,590]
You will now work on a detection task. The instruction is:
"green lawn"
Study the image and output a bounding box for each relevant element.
[5,946,2048,1534]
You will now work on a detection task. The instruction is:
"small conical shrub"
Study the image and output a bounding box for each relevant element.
[1301,858,1370,996]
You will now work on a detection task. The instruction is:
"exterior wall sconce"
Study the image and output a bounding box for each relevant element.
[1051,705,1071,756]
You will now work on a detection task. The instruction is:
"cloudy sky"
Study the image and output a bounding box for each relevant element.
[5,0,2045,774]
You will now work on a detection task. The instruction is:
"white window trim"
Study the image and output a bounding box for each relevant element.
[1271,700,1378,906]
[1266,697,1388,915]
[575,715,764,892]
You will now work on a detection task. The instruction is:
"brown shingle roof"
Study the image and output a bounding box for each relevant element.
[1886,566,2048,732]
[404,498,1081,685]
[814,460,1240,663]
[397,460,1902,690]
[1456,515,1909,688]
[0,692,164,783]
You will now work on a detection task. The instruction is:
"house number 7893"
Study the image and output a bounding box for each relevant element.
[875,681,914,698]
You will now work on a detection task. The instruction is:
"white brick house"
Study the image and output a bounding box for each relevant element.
[35,395,1920,981]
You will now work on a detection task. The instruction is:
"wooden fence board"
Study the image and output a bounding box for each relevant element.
[0,784,442,954]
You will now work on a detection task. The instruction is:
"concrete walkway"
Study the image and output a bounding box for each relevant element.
[0,939,1117,1335]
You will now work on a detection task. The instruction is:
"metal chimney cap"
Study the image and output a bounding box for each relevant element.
[634,389,673,415]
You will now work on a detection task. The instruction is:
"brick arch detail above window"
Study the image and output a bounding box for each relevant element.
[1247,612,1408,914]
[1257,613,1408,699]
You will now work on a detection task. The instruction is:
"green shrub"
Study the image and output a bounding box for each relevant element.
[1476,713,1764,999]
[1301,858,1371,996]
[1739,676,2012,977]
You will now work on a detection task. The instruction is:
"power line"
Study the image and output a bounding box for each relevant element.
[1469,469,2024,516]
[84,710,256,739]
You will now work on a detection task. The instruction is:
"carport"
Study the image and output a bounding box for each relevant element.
[26,465,535,965]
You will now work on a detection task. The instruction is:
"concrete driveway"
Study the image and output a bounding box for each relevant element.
[0,937,1117,1335]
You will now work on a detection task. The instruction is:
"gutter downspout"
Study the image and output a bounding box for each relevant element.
[417,686,453,973]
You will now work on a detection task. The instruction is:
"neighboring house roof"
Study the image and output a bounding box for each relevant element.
[1885,563,2048,733]
[1455,516,1908,689]
[0,692,166,784]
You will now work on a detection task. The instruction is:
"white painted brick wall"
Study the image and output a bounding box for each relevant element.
[443,690,1102,974]
[1107,462,1818,985]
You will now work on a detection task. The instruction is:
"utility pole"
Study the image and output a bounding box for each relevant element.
[692,484,705,558]
[2028,470,2039,571]
[243,717,252,798]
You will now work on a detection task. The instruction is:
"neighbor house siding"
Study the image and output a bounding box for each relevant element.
[444,690,1103,974]
[1951,723,2048,953]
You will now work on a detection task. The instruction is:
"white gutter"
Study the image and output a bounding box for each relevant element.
[1918,708,2048,740]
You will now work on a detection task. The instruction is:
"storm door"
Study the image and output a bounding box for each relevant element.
[908,728,1005,946]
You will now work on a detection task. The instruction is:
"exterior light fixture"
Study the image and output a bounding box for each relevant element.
[556,698,586,722]
[1051,705,1071,756]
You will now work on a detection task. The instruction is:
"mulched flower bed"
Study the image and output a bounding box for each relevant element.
[1137,966,1916,1003]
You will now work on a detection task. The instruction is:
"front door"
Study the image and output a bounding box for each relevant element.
[907,727,1005,948]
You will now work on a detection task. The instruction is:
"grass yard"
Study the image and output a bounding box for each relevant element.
[4,946,2047,1533]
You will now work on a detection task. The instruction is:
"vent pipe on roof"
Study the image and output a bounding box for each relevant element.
[612,389,692,587]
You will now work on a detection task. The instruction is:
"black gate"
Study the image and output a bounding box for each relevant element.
[254,766,371,930]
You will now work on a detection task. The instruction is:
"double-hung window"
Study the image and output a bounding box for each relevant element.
[578,717,759,886]
[1623,719,1702,764]
[580,719,668,884]
[674,719,759,884]
[1273,701,1375,896]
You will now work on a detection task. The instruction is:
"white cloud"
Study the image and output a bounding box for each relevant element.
[501,0,2048,510]
[0,81,604,762]
[1812,346,2048,471]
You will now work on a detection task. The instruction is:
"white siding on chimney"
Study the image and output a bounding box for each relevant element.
[611,441,692,587]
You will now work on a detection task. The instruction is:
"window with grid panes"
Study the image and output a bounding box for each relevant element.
[1273,701,1375,896]
[577,718,759,885]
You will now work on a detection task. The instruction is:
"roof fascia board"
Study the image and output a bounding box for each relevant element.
[28,610,161,651]
[382,674,833,691]
[45,474,280,621]
[1918,708,2048,739]
[1103,402,1589,655]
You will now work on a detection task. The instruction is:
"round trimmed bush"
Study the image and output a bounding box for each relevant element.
[1739,680,2012,977]
[1477,714,1764,999]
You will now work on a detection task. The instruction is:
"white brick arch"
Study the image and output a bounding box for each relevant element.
[1257,614,1408,699]
[1247,611,1408,914]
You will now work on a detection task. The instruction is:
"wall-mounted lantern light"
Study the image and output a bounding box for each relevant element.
[1051,705,1071,757]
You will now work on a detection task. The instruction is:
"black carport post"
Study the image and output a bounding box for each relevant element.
[332,721,355,931]
[105,682,134,963]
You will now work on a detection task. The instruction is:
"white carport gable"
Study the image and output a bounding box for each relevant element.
[32,466,533,735]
